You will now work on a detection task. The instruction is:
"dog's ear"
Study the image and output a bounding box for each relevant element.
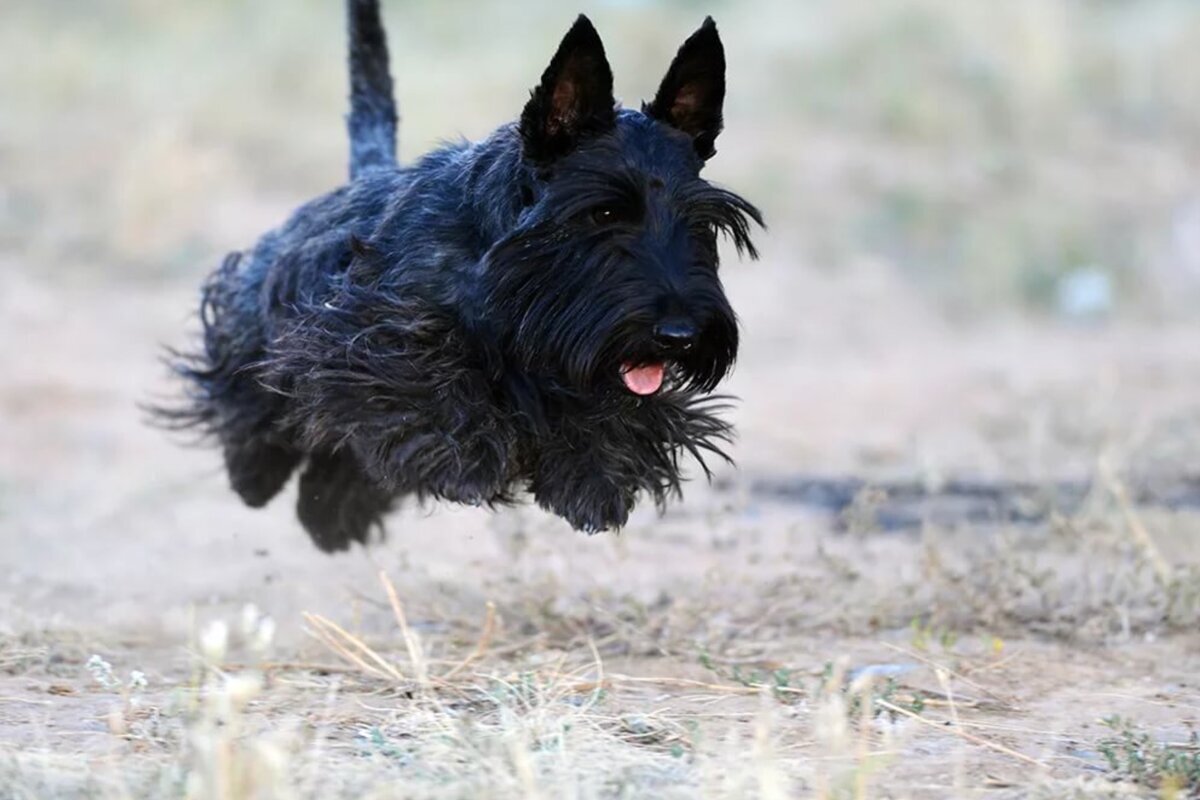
[644,17,725,161]
[520,15,616,162]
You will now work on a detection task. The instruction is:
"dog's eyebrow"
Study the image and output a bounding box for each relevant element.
[545,166,646,220]
[566,164,645,194]
[675,180,764,258]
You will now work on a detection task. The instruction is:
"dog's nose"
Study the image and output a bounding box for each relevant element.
[653,319,697,352]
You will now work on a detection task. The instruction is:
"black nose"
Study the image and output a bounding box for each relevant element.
[653,319,697,352]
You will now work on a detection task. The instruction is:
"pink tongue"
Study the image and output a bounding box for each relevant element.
[621,363,665,395]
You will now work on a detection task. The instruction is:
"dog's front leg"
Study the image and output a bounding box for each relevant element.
[529,452,639,533]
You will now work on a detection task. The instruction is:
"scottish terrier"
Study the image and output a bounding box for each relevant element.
[164,0,762,552]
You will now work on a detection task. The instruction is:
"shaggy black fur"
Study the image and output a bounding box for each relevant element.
[161,3,762,552]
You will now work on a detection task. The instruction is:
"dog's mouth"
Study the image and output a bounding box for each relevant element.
[620,362,666,396]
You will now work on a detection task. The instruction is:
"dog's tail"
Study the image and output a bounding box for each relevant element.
[346,0,398,179]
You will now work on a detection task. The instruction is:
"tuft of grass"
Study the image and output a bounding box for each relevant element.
[1097,715,1200,796]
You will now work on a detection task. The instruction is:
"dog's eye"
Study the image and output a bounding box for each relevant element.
[589,205,637,226]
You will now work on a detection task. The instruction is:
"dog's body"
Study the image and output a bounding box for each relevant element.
[166,0,761,552]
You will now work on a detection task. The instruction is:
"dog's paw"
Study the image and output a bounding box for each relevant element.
[533,475,636,533]
[225,440,301,508]
[297,450,394,552]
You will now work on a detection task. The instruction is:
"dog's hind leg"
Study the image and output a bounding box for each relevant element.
[224,436,301,509]
[296,450,395,552]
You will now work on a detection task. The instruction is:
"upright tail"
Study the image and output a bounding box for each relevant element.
[346,0,398,179]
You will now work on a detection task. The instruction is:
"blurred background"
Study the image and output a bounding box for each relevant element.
[6,0,1200,311]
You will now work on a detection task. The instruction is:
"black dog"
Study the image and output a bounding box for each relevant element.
[164,0,762,552]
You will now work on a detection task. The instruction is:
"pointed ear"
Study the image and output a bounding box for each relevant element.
[644,17,725,160]
[519,15,616,162]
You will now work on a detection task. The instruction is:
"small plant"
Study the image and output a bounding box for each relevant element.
[697,652,805,703]
[1097,715,1200,795]
[86,654,121,690]
[817,662,926,719]
[908,616,958,652]
[184,672,290,799]
[85,655,150,706]
[85,654,163,743]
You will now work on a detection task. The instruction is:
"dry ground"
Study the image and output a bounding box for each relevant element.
[3,1,1200,798]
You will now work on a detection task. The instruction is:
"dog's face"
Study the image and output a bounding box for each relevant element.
[485,16,761,399]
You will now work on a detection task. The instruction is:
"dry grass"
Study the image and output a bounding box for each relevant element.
[4,509,1198,799]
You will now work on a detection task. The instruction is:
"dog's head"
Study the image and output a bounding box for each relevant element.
[484,15,762,400]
